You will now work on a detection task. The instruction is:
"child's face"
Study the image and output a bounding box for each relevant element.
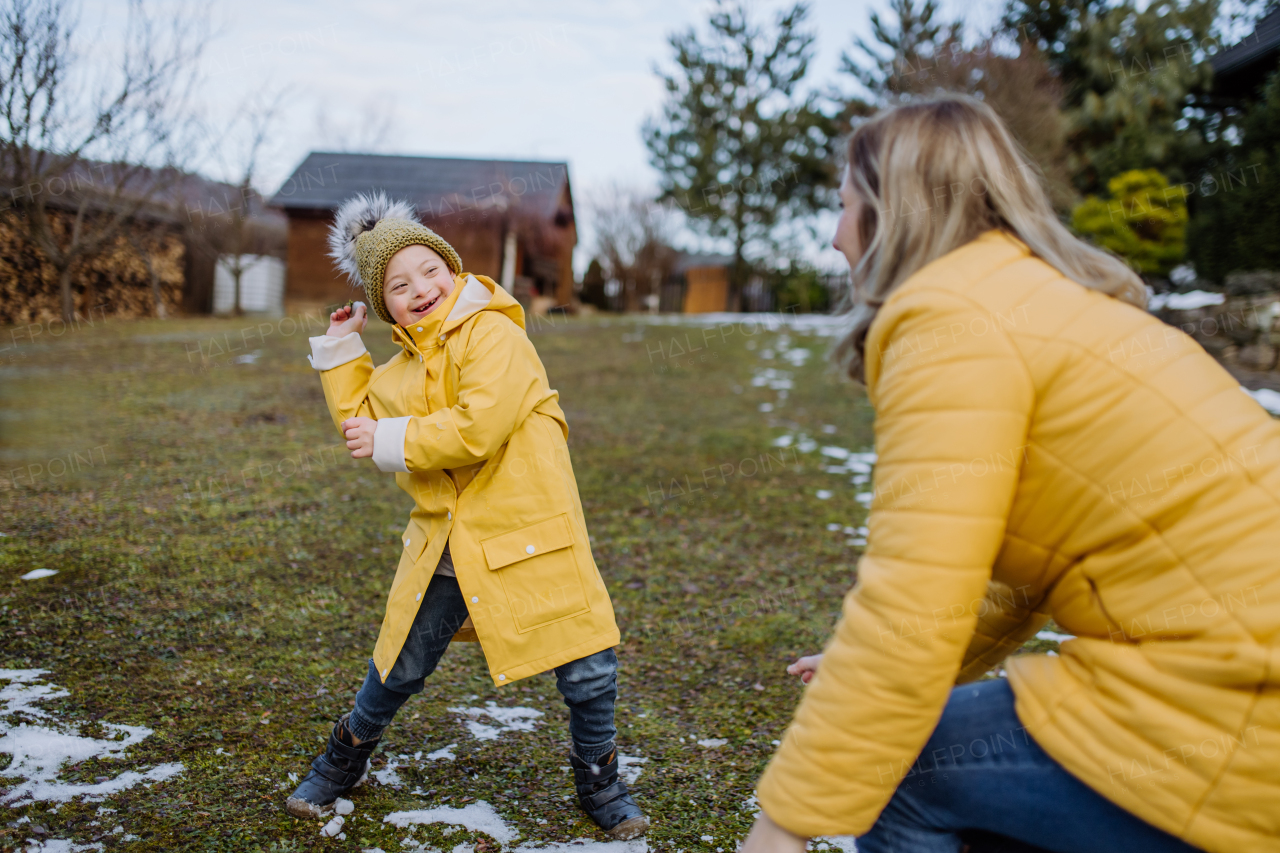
[383,244,456,327]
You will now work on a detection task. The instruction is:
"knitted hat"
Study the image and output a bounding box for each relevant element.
[327,192,463,325]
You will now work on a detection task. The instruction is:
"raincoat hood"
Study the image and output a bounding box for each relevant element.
[391,273,526,359]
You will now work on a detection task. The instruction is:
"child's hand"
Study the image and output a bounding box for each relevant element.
[328,302,368,337]
[786,653,822,684]
[342,416,377,459]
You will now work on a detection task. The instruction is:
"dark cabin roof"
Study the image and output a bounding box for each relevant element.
[0,153,284,228]
[267,152,573,224]
[1212,9,1280,97]
[674,252,734,273]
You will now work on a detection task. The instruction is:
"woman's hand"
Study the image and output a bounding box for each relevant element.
[786,653,823,685]
[327,302,368,337]
[739,810,808,853]
[342,416,377,459]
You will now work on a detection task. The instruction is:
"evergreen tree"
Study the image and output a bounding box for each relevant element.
[1188,70,1280,282]
[1072,168,1188,275]
[1003,0,1219,194]
[838,0,962,110]
[643,1,836,309]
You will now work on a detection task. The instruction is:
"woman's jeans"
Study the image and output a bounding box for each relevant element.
[857,679,1204,853]
[345,570,619,763]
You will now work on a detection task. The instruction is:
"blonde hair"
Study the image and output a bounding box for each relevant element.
[834,94,1147,383]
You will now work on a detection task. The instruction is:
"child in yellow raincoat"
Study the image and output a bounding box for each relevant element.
[285,193,647,840]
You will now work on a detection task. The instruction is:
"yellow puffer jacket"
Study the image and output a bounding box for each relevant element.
[755,230,1280,851]
[307,273,619,687]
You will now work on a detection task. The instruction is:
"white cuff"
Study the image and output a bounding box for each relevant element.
[307,332,367,370]
[372,416,411,473]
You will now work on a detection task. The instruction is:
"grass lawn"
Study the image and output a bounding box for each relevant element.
[0,308,1059,852]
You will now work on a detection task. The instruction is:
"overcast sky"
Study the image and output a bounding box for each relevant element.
[84,0,1004,273]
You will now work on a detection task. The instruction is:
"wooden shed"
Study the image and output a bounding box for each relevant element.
[267,153,577,311]
[658,253,734,313]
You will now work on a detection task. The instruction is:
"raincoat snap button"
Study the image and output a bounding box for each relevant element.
[447,511,452,520]
[471,596,479,603]
[498,674,506,681]
[404,538,410,547]
[439,334,446,341]
[416,592,422,601]
[416,326,423,332]
[382,668,388,678]
[525,544,535,554]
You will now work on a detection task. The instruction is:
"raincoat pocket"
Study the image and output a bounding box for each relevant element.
[480,513,590,632]
[400,519,430,568]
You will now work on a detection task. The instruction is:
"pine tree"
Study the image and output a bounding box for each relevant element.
[1003,0,1219,195]
[643,1,836,309]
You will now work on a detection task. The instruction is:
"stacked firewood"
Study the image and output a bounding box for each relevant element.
[0,209,185,326]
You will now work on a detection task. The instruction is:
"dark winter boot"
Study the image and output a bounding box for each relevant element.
[569,747,650,839]
[284,713,380,819]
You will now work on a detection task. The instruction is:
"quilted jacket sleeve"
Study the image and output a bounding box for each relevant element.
[754,288,1035,838]
[955,581,1051,683]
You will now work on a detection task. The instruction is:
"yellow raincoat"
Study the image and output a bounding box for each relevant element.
[307,273,619,687]
[755,230,1280,852]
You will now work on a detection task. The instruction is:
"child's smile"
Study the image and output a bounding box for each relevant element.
[412,293,443,317]
[383,243,457,327]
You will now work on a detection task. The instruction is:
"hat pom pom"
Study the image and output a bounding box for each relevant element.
[327,191,420,285]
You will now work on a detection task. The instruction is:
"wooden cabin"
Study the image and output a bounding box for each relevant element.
[267,153,577,311]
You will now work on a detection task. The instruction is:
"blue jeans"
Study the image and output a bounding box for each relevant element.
[346,570,619,763]
[858,679,1203,853]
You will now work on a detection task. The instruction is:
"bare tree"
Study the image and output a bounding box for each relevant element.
[312,96,400,153]
[0,0,208,322]
[589,186,678,313]
[196,88,287,316]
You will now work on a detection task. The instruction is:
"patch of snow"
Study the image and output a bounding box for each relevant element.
[815,838,858,852]
[0,671,184,806]
[855,493,873,506]
[447,702,543,742]
[425,743,457,761]
[1035,630,1076,643]
[616,752,647,785]
[815,490,833,500]
[1242,386,1280,415]
[335,797,354,815]
[701,835,714,842]
[20,569,58,580]
[758,402,773,412]
[21,841,104,852]
[696,738,727,748]
[772,434,794,448]
[820,446,850,460]
[782,348,811,366]
[320,815,345,837]
[1168,264,1197,288]
[372,760,402,787]
[1148,290,1224,311]
[385,800,517,844]
[510,839,648,853]
[797,437,817,453]
[826,523,841,532]
[0,669,67,718]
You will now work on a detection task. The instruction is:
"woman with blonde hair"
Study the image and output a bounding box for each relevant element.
[741,95,1280,853]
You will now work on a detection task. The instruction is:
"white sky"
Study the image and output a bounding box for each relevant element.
[82,0,1005,275]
